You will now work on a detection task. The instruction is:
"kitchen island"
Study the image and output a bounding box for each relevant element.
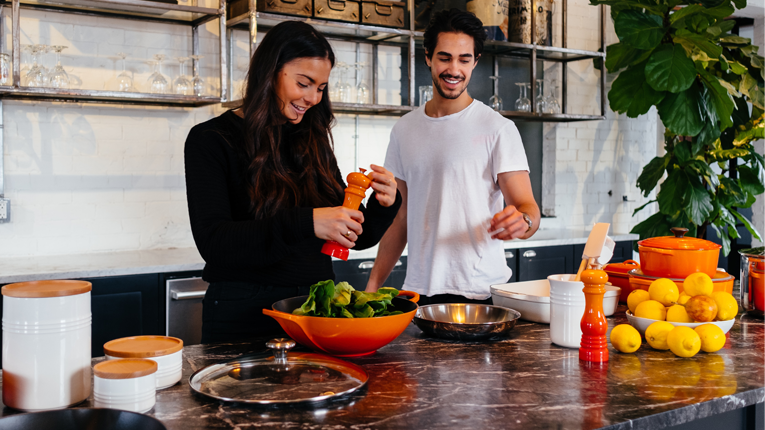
[0,306,762,430]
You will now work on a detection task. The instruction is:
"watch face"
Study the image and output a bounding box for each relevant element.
[523,213,532,228]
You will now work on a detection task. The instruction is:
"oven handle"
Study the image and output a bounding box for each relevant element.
[171,290,207,300]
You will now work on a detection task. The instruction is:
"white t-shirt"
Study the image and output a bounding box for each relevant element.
[384,100,530,299]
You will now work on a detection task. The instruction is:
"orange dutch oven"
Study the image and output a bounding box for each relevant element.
[603,260,640,303]
[263,290,420,357]
[638,227,721,279]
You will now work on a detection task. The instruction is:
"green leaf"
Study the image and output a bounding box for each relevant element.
[675,140,693,163]
[695,120,722,146]
[632,199,657,216]
[609,62,667,117]
[738,164,765,195]
[615,11,665,50]
[658,169,688,220]
[645,44,698,93]
[707,20,736,37]
[657,84,706,136]
[720,35,751,45]
[669,5,704,24]
[740,73,765,109]
[708,223,731,256]
[606,43,648,73]
[636,155,669,196]
[732,96,750,126]
[699,70,735,130]
[731,0,746,9]
[717,78,742,97]
[683,174,714,226]
[688,159,720,187]
[732,209,763,242]
[718,176,749,206]
[630,213,673,252]
[703,2,735,18]
[590,0,668,16]
[674,32,723,59]
[729,61,748,74]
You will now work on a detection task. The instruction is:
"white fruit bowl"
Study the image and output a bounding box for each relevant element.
[625,310,735,337]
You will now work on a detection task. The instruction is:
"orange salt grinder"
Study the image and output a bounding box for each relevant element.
[580,269,609,363]
[321,170,372,261]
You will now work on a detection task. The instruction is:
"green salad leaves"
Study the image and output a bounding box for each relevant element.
[293,280,403,318]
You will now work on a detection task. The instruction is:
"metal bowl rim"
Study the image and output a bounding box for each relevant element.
[414,304,521,325]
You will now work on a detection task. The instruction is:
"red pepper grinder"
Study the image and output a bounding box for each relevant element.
[580,269,609,363]
[321,170,372,261]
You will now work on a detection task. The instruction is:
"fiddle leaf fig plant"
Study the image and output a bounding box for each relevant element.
[591,0,765,255]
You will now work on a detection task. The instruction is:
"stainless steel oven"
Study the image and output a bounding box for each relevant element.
[165,277,209,346]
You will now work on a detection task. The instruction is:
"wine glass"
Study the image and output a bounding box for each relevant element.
[115,52,133,92]
[545,79,561,114]
[20,45,33,85]
[190,55,205,96]
[535,79,547,113]
[514,82,530,112]
[25,45,48,87]
[147,54,168,94]
[0,53,10,85]
[354,62,370,104]
[47,45,70,89]
[489,75,502,111]
[173,57,192,95]
[336,62,352,103]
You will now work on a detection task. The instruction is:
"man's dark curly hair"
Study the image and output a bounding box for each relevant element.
[423,8,487,60]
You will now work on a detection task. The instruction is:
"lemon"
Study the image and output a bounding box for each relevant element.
[627,289,651,314]
[635,300,667,321]
[677,292,691,305]
[695,324,726,353]
[645,321,675,350]
[683,272,715,297]
[610,324,641,353]
[666,304,693,323]
[667,326,702,358]
[649,278,680,306]
[710,291,738,321]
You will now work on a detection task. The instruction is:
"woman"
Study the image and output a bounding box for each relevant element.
[184,21,401,344]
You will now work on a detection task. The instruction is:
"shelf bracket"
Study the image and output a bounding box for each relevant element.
[219,0,228,102]
[12,0,20,87]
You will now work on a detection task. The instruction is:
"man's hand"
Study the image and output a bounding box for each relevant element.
[367,164,397,207]
[493,171,540,240]
[488,205,528,240]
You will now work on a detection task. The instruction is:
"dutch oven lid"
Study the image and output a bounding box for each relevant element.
[189,338,368,405]
[638,227,721,251]
[738,247,764,258]
[603,260,640,275]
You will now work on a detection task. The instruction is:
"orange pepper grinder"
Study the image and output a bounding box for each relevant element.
[580,269,609,363]
[321,170,372,261]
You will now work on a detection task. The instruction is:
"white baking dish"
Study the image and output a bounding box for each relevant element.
[491,279,620,324]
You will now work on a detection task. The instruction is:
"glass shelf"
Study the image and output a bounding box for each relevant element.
[6,0,222,24]
[499,111,606,122]
[0,86,222,107]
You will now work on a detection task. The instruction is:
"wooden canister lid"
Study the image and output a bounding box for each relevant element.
[94,358,158,380]
[104,336,183,358]
[1,280,92,298]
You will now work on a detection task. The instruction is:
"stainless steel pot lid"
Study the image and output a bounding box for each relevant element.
[189,338,368,405]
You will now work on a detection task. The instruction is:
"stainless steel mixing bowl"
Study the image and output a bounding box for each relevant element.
[413,304,521,341]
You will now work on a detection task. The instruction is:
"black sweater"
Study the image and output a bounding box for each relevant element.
[184,110,401,287]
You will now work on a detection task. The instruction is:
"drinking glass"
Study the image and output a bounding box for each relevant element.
[147,54,168,94]
[336,62,353,103]
[190,55,205,96]
[47,45,70,89]
[0,53,10,85]
[489,75,502,111]
[354,62,370,104]
[535,79,547,113]
[25,45,48,87]
[173,57,192,95]
[419,85,432,106]
[514,82,530,112]
[115,52,133,92]
[545,80,561,114]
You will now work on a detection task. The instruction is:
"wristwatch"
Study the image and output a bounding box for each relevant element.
[522,213,533,233]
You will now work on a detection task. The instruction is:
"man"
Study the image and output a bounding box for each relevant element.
[365,9,540,305]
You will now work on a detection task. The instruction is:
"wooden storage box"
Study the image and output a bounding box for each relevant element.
[228,0,313,18]
[361,0,406,28]
[314,0,360,23]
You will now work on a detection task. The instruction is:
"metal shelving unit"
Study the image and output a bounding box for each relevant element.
[222,1,607,121]
[0,0,228,106]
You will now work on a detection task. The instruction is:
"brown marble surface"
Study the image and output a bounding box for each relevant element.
[1,306,763,430]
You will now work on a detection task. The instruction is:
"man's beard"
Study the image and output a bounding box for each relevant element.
[432,72,468,100]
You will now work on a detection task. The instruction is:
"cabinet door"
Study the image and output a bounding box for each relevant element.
[573,241,634,265]
[517,245,575,281]
[504,249,518,283]
[333,257,407,290]
[86,274,161,357]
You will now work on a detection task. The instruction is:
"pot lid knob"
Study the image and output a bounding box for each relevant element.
[266,338,296,364]
[671,227,688,238]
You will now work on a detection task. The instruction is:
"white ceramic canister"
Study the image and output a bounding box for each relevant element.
[104,336,183,389]
[2,280,92,411]
[548,274,586,349]
[93,358,158,413]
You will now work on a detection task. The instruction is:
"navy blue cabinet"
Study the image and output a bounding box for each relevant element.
[332,256,407,290]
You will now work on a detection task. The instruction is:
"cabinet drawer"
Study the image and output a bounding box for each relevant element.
[314,0,360,22]
[361,0,406,28]
[517,245,574,282]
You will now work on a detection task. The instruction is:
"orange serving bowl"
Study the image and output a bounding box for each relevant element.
[263,291,420,357]
[628,268,734,295]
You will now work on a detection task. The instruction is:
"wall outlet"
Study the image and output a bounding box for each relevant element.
[0,198,10,223]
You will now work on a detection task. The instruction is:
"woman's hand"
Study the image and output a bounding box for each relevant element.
[313,207,364,248]
[367,164,397,207]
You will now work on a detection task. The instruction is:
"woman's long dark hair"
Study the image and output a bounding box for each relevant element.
[239,21,343,219]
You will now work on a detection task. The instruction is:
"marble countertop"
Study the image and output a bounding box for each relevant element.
[1,306,760,429]
[0,230,638,284]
